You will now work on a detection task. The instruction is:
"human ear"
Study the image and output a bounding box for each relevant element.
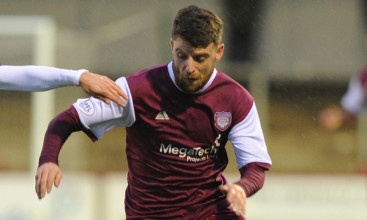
[216,44,224,61]
[170,38,174,50]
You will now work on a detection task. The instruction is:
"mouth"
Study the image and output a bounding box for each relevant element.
[186,78,199,86]
[187,75,199,81]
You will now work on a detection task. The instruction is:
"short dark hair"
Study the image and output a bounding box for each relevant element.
[172,5,223,48]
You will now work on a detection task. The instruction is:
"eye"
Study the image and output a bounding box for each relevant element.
[194,55,208,63]
[177,52,187,60]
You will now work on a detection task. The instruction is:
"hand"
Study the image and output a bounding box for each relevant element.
[219,184,247,217]
[35,162,62,199]
[318,107,344,131]
[79,71,128,107]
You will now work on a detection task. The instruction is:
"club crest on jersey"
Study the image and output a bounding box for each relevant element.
[214,112,232,131]
[79,100,95,116]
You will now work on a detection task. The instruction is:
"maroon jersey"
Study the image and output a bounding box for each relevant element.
[359,67,367,95]
[124,64,253,219]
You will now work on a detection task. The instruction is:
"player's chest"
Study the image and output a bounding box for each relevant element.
[134,97,232,143]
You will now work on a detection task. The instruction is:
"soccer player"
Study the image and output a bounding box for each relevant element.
[35,5,272,219]
[0,65,127,107]
[318,68,367,131]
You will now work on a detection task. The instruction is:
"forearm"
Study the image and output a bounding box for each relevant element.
[38,106,96,167]
[0,65,86,91]
[235,162,270,197]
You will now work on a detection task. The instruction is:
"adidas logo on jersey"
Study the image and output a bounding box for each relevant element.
[155,111,170,120]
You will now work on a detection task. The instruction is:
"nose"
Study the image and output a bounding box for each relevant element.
[185,57,195,74]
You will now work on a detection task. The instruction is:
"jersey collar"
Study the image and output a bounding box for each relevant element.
[167,61,217,94]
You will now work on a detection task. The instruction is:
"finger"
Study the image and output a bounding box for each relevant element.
[102,78,128,103]
[232,205,241,217]
[88,75,127,107]
[36,173,45,199]
[104,83,127,107]
[107,91,126,107]
[226,186,236,202]
[234,200,246,217]
[109,82,128,101]
[240,209,246,217]
[231,202,244,217]
[99,96,111,104]
[100,89,126,107]
[229,203,243,217]
[111,97,126,108]
[54,171,62,188]
[236,203,246,217]
[219,185,229,195]
[47,171,56,194]
[231,185,247,217]
[35,170,46,199]
[40,172,49,199]
[35,172,42,199]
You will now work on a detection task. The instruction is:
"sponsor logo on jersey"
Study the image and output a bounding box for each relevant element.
[214,112,232,131]
[79,100,95,116]
[159,134,222,163]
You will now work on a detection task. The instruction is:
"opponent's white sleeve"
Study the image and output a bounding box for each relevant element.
[73,77,135,139]
[341,76,366,116]
[228,103,272,169]
[0,65,85,91]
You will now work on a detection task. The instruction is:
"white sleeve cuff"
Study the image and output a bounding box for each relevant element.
[73,69,87,86]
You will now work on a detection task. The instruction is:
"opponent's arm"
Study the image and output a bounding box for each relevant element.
[0,65,127,107]
[0,65,85,91]
[79,71,128,107]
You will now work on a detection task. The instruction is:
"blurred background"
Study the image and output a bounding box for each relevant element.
[1,0,367,219]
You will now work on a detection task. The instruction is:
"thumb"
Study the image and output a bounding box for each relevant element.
[98,97,110,105]
[219,185,229,195]
[54,171,62,188]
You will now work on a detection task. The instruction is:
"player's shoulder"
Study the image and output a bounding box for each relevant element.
[125,63,169,93]
[127,63,168,79]
[215,70,245,86]
[208,71,254,124]
[214,70,252,98]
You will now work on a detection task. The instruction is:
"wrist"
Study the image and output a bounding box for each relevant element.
[76,69,89,86]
